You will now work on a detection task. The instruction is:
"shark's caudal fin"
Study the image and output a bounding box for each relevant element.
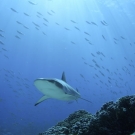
[61,72,66,82]
[35,95,50,106]
[76,88,92,103]
[79,97,92,103]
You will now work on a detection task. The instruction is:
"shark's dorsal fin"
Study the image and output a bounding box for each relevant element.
[61,72,66,82]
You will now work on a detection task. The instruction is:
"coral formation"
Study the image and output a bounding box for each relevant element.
[39,95,135,135]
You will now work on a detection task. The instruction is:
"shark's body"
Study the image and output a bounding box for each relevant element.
[34,72,91,106]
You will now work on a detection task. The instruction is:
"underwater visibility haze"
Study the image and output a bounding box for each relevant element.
[0,0,135,135]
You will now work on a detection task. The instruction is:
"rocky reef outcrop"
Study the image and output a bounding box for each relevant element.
[39,95,135,135]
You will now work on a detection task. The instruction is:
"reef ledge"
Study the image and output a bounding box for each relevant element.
[39,95,135,135]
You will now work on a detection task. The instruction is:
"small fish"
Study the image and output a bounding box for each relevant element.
[43,18,48,22]
[42,32,46,35]
[47,12,52,15]
[0,29,4,32]
[91,22,97,26]
[96,51,100,55]
[102,20,108,25]
[92,59,96,64]
[23,25,29,29]
[51,10,55,13]
[55,22,59,25]
[28,1,37,5]
[99,71,105,76]
[113,38,118,41]
[32,22,40,27]
[74,26,80,31]
[4,55,9,59]
[91,53,95,57]
[82,57,85,60]
[24,13,30,16]
[2,48,7,51]
[102,35,106,40]
[10,8,18,13]
[100,57,103,61]
[24,78,29,81]
[71,20,76,23]
[65,28,70,31]
[84,62,88,65]
[84,32,90,36]
[114,41,117,44]
[100,52,105,57]
[100,80,103,83]
[35,27,39,30]
[101,21,108,26]
[43,23,48,26]
[17,31,23,35]
[89,42,93,45]
[37,12,42,16]
[86,21,91,24]
[71,41,75,44]
[15,35,20,39]
[108,77,112,80]
[89,64,93,67]
[85,38,89,41]
[36,15,41,18]
[0,34,4,38]
[0,41,4,45]
[108,80,111,84]
[95,74,99,78]
[106,69,110,73]
[80,74,85,78]
[16,21,22,25]
[121,36,126,40]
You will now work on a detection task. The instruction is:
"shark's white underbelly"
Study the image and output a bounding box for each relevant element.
[34,80,77,101]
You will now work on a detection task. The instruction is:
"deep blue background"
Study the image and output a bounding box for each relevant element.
[0,0,135,135]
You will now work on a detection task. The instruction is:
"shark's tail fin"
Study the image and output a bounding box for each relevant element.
[76,88,92,103]
[79,97,92,103]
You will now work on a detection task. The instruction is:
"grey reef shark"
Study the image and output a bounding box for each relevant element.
[34,72,92,106]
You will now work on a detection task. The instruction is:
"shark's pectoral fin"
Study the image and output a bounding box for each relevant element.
[35,95,50,106]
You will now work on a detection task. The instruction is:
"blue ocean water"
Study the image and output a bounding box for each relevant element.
[0,0,135,134]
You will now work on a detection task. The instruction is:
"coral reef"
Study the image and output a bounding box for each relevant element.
[39,95,135,135]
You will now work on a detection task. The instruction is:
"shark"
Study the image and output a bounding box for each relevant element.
[34,72,92,106]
